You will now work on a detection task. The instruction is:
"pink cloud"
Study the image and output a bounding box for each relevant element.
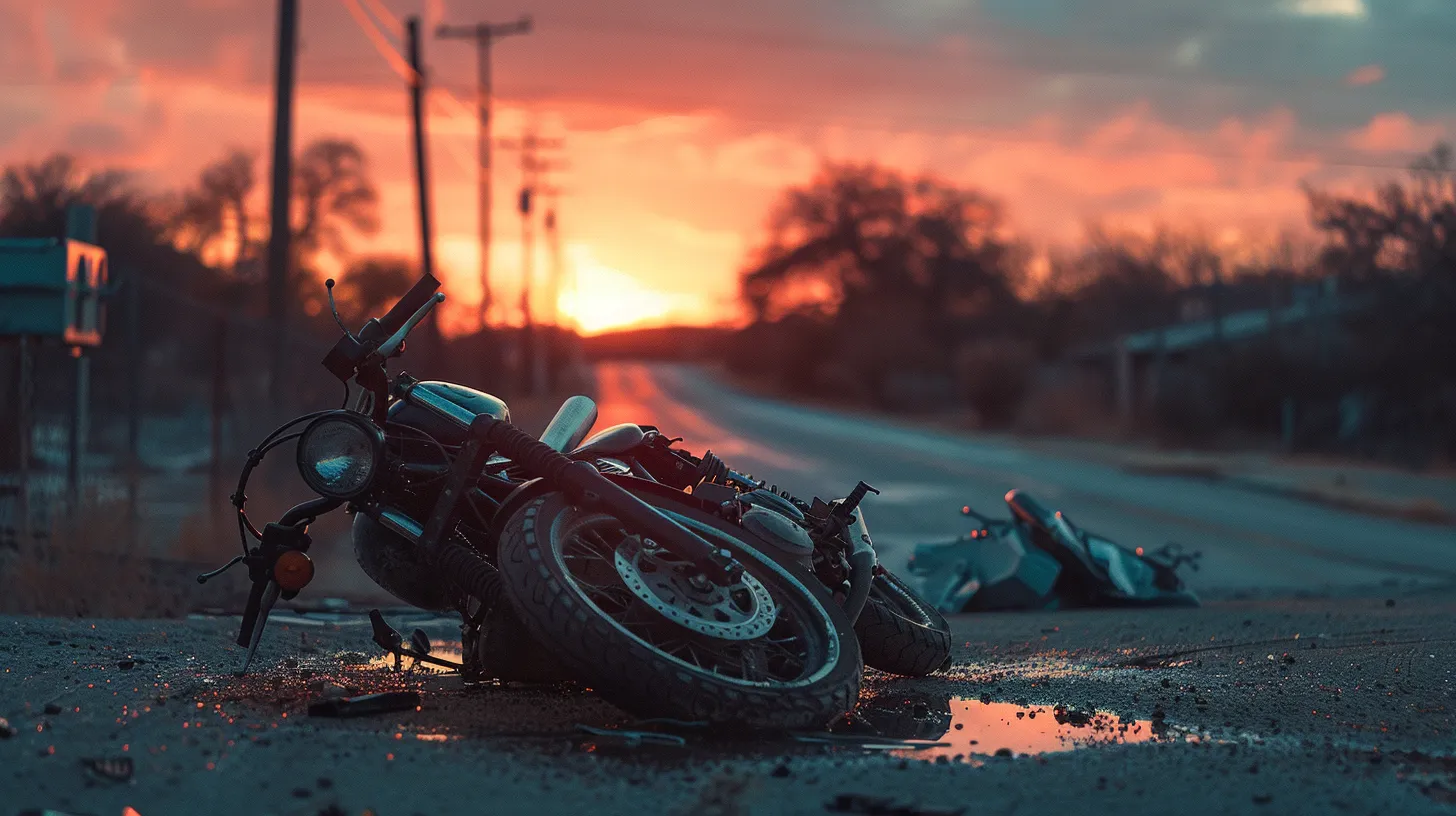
[2,1,1442,330]
[1345,112,1445,153]
[1344,64,1385,87]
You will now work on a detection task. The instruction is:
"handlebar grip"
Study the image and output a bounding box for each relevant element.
[377,274,441,336]
[478,417,743,584]
[236,579,267,647]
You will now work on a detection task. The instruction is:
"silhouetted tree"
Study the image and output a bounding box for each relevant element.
[336,255,416,325]
[0,154,226,465]
[740,163,1023,406]
[173,149,258,276]
[292,138,380,264]
[1303,142,1456,458]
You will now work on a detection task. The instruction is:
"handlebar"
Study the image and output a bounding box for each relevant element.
[377,274,441,338]
[378,293,445,357]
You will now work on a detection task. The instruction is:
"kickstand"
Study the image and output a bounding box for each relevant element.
[368,609,463,672]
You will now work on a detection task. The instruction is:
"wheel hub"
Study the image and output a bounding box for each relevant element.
[613,538,777,640]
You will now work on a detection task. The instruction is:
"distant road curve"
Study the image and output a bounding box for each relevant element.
[588,361,1456,596]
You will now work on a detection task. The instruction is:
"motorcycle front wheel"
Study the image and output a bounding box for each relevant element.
[496,491,862,730]
[854,570,954,677]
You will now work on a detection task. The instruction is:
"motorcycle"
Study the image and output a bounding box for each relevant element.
[554,425,954,677]
[909,490,1201,613]
[198,274,863,729]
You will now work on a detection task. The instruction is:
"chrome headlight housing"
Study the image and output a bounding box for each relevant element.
[296,412,384,499]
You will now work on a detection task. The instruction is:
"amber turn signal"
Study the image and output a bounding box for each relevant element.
[273,550,315,592]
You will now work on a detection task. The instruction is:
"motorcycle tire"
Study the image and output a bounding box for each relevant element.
[855,569,954,677]
[496,490,863,730]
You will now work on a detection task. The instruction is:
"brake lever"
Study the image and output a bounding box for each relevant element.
[197,555,245,584]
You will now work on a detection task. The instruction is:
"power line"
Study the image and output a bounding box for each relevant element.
[359,0,403,39]
[337,0,416,83]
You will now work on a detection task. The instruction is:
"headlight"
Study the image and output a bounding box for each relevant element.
[296,412,384,499]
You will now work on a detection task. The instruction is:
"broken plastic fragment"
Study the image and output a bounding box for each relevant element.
[576,724,687,747]
[307,691,423,718]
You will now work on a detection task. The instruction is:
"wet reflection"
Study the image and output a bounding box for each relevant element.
[366,642,465,674]
[857,694,1166,761]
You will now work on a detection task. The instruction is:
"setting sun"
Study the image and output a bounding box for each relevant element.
[557,245,708,335]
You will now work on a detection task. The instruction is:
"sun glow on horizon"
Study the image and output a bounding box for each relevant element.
[558,244,714,335]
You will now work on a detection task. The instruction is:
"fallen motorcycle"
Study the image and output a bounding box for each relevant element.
[909,490,1200,613]
[559,425,953,677]
[198,274,862,729]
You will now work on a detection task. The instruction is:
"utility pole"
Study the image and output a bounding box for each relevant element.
[542,191,564,392]
[519,162,537,397]
[436,15,531,332]
[65,205,96,504]
[265,0,298,409]
[501,128,562,397]
[405,17,442,364]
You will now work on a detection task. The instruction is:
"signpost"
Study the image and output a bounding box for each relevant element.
[0,209,109,539]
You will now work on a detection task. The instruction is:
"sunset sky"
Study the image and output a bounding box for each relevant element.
[2,0,1453,333]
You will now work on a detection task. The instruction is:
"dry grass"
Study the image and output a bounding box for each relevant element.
[0,493,213,618]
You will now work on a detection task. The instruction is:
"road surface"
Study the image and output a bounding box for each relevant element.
[589,362,1456,596]
[3,361,1454,816]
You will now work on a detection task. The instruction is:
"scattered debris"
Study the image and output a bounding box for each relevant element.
[911,496,1198,613]
[82,756,135,783]
[826,793,966,816]
[307,679,349,701]
[576,724,687,747]
[1052,706,1091,727]
[307,691,422,718]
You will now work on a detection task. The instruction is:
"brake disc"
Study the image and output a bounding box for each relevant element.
[613,539,778,641]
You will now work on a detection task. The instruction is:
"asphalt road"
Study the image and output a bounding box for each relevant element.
[3,362,1454,816]
[589,362,1456,596]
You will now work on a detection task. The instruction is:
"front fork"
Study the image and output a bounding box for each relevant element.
[228,497,341,675]
[842,507,879,624]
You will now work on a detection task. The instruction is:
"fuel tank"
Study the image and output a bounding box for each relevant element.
[388,381,511,446]
[358,382,509,610]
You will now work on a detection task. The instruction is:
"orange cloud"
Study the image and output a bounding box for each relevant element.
[3,1,1444,334]
[1345,112,1445,153]
[1344,64,1385,87]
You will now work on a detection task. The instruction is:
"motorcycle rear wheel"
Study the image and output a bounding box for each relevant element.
[496,491,862,729]
[855,570,953,677]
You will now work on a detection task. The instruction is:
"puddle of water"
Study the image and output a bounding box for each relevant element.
[858,696,1167,761]
[366,642,465,674]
